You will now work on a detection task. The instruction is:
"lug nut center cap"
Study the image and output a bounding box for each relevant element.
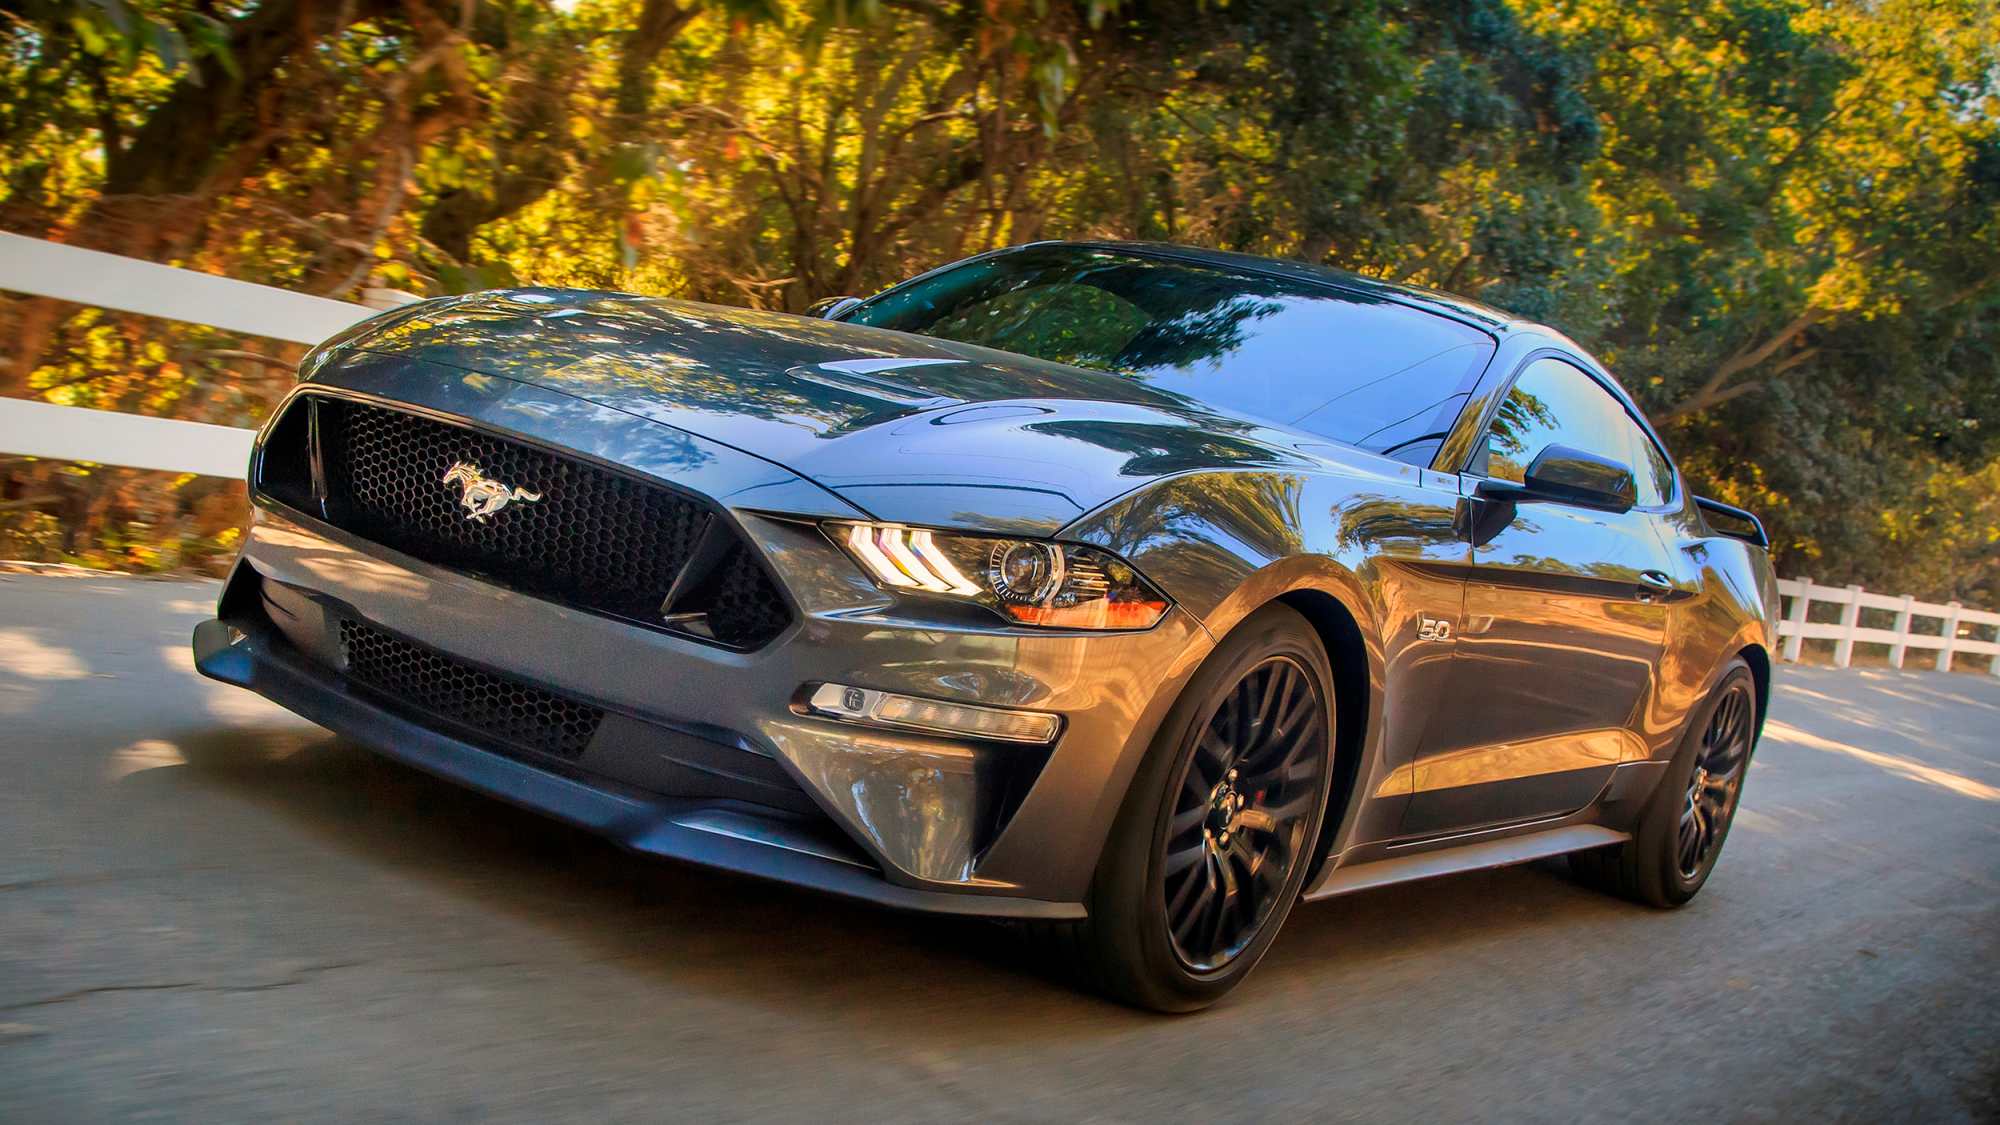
[1206,781,1241,837]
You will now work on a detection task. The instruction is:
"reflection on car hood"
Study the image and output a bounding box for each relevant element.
[323,289,1321,534]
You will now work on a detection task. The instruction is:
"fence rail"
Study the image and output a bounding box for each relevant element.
[0,233,373,478]
[1777,577,2000,675]
[0,232,374,345]
[5,235,1997,675]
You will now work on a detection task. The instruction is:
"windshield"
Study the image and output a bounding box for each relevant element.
[846,247,1495,463]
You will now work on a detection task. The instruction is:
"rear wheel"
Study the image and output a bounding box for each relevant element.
[1033,604,1335,1011]
[1571,659,1758,906]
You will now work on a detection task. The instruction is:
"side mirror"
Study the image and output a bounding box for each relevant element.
[1477,443,1637,513]
[805,295,862,320]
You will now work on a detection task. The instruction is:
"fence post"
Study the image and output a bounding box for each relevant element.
[1936,602,1963,673]
[1834,584,1864,668]
[1782,577,1811,662]
[1887,594,1914,669]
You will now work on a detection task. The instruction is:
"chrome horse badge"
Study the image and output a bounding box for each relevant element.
[442,461,542,522]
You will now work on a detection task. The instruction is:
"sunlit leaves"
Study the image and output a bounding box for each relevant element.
[0,0,1994,596]
[38,0,234,81]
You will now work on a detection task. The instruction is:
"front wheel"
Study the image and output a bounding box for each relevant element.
[1033,604,1336,1012]
[1572,659,1759,907]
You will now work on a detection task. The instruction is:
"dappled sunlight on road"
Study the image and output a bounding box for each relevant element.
[0,626,96,716]
[1777,683,1849,709]
[105,738,187,781]
[1723,802,1811,838]
[149,726,331,776]
[1763,719,2000,801]
[1847,668,2000,713]
[0,627,91,680]
[1769,667,2000,791]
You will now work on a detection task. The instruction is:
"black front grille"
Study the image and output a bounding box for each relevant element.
[258,395,793,648]
[323,399,707,622]
[340,619,602,760]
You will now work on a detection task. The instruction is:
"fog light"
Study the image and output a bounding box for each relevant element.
[804,683,1061,744]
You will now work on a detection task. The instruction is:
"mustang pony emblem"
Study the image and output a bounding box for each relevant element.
[442,461,542,522]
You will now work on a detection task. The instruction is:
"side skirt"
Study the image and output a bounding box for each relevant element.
[1302,824,1628,901]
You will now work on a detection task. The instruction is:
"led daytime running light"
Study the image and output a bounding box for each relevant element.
[846,523,985,596]
[829,521,1169,631]
[910,529,984,596]
[846,522,916,588]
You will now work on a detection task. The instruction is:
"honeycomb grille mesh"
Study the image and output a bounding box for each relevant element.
[340,619,602,760]
[321,400,709,623]
[707,542,797,648]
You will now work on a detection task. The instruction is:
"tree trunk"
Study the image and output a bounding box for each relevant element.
[416,0,698,269]
[1661,309,1819,421]
[103,0,392,201]
[4,0,400,395]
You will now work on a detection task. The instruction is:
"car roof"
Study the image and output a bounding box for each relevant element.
[1010,240,1529,335]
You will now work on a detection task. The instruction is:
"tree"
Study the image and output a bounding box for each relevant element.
[0,0,1994,601]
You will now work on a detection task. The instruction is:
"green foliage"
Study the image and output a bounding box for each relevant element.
[0,0,1995,601]
[19,0,234,79]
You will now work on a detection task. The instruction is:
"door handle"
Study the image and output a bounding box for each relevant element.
[1637,570,1674,599]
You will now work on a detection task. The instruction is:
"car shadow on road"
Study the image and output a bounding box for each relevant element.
[150,723,1644,1034]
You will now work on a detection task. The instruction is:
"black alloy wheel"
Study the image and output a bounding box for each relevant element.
[1029,603,1336,1012]
[1159,655,1329,972]
[1677,679,1753,880]
[1569,658,1760,908]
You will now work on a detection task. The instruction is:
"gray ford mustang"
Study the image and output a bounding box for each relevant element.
[196,241,1778,1010]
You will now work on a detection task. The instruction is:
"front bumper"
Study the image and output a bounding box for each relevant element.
[199,489,1212,917]
[192,610,1080,918]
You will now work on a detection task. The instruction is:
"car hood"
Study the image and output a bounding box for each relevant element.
[320,289,1318,535]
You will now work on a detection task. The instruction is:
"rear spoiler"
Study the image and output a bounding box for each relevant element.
[1694,495,1769,549]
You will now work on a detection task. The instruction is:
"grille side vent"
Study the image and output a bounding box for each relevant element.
[254,399,316,513]
[696,541,796,647]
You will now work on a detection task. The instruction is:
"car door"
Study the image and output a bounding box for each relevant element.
[1401,356,1679,837]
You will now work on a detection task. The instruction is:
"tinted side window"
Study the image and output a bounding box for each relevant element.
[1480,359,1637,484]
[1632,427,1676,507]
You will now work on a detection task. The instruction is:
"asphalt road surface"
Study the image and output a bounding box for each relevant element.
[3,572,1996,1122]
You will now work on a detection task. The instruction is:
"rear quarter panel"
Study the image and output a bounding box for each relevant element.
[1648,500,1780,757]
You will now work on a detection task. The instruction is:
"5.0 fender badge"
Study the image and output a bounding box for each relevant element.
[443,461,542,522]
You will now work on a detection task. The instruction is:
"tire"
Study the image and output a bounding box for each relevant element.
[1571,658,1759,907]
[1031,603,1337,1012]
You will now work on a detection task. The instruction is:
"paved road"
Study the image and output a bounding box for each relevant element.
[3,572,1996,1122]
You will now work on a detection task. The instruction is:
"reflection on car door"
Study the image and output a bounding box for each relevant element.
[1402,357,1678,837]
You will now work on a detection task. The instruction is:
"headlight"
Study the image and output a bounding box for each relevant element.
[829,521,1169,630]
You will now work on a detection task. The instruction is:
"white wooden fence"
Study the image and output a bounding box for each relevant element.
[0,232,381,477]
[3,233,1997,675]
[1778,578,2000,675]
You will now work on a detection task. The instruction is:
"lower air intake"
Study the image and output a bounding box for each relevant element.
[339,619,603,761]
